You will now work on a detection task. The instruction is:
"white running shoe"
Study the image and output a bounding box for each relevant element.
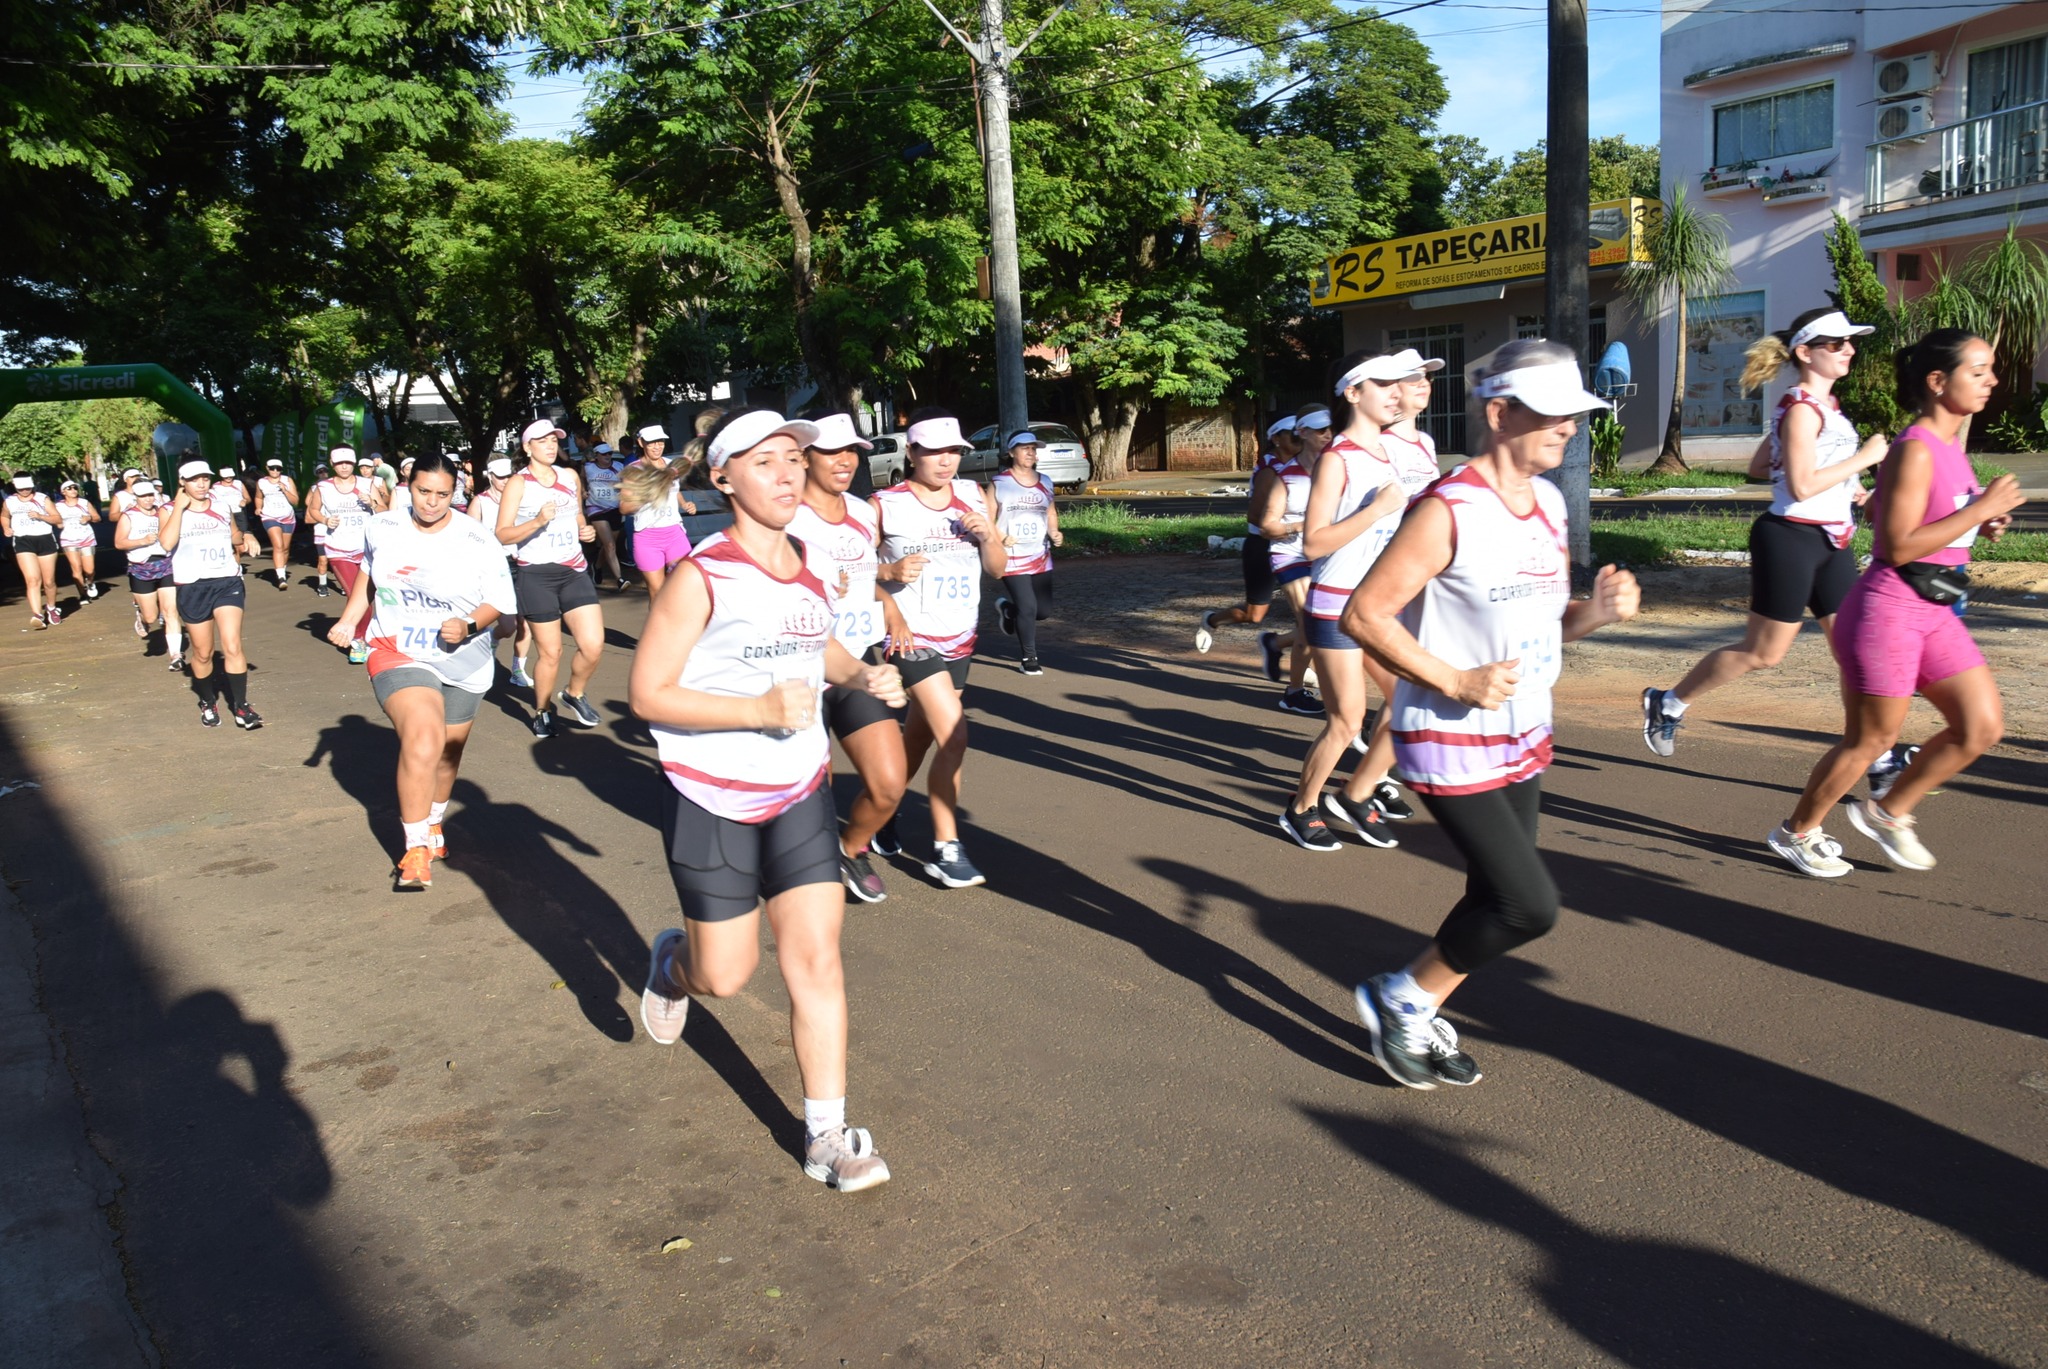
[640,928,691,1044]
[803,1125,892,1192]
[1194,610,1217,654]
[1766,823,1853,879]
[1846,799,1936,871]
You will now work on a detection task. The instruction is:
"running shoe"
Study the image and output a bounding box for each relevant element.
[509,661,535,690]
[167,654,184,672]
[996,596,1016,637]
[132,608,147,639]
[557,691,601,728]
[640,928,690,1044]
[44,606,61,626]
[428,823,446,861]
[803,1124,891,1192]
[1766,823,1853,879]
[275,573,289,592]
[1258,631,1282,683]
[1425,1016,1482,1087]
[31,615,46,631]
[231,704,263,731]
[1020,656,1043,676]
[1354,976,1439,1091]
[1641,687,1682,758]
[1195,610,1218,654]
[1278,802,1344,852]
[1323,793,1399,849]
[923,840,986,888]
[841,849,888,903]
[347,640,368,665]
[394,846,433,890]
[198,700,221,728]
[1867,744,1923,803]
[1367,780,1415,822]
[1846,798,1936,871]
[84,583,99,601]
[1277,688,1324,716]
[530,710,556,740]
[313,580,330,598]
[870,818,902,857]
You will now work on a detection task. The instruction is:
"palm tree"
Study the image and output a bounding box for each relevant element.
[1953,222,2048,417]
[1623,188,1735,474]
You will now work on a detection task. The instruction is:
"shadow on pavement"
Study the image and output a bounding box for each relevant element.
[1302,1111,2008,1368]
[0,713,378,1366]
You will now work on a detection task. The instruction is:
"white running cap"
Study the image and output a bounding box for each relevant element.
[1265,415,1297,440]
[521,418,567,444]
[121,467,142,479]
[399,456,415,470]
[330,446,356,464]
[1006,430,1039,449]
[637,424,669,443]
[707,411,823,468]
[1383,347,1446,376]
[808,412,872,451]
[486,458,514,478]
[10,475,33,490]
[1789,310,1875,351]
[217,466,236,478]
[1473,360,1610,416]
[1335,354,1426,394]
[1296,408,1333,430]
[133,480,158,495]
[593,442,613,455]
[265,458,283,468]
[178,460,212,480]
[61,479,78,489]
[906,416,970,451]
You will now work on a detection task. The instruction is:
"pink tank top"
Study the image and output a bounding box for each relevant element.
[1875,423,1980,567]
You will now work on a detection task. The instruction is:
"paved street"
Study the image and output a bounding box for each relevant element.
[2,557,2044,1367]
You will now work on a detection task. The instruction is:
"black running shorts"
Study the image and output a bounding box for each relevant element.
[661,782,840,923]
[825,681,900,739]
[514,561,599,623]
[1749,513,1857,624]
[1241,533,1274,604]
[11,533,58,557]
[174,574,247,623]
[890,648,970,692]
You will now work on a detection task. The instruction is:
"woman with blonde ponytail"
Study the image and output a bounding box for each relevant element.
[619,419,701,597]
[1640,307,1890,757]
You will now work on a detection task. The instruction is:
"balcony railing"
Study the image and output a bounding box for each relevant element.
[1865,95,2048,215]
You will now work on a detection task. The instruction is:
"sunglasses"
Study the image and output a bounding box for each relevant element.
[1808,337,1853,352]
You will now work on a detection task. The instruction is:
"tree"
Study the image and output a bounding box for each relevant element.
[1623,187,1734,473]
[1442,135,1662,224]
[1822,212,1908,439]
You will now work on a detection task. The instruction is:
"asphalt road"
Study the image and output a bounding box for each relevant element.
[0,560,2042,1367]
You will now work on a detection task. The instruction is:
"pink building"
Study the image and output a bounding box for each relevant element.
[1661,0,2047,461]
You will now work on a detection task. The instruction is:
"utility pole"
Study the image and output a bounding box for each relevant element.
[922,0,1063,444]
[1544,0,1593,578]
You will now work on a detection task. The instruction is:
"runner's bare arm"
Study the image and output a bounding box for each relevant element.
[1253,471,1297,541]
[629,561,807,732]
[1344,497,1519,710]
[1562,564,1641,641]
[824,640,906,706]
[327,566,377,647]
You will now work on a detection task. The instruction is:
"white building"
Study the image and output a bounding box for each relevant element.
[1660,0,2048,459]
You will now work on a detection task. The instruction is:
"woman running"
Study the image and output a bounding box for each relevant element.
[327,453,518,890]
[114,480,177,658]
[307,448,388,663]
[157,461,263,729]
[1281,352,1435,852]
[4,475,63,628]
[991,431,1064,675]
[619,424,698,598]
[582,442,628,589]
[389,457,416,517]
[1196,416,1298,652]
[110,469,146,517]
[469,456,536,689]
[216,466,262,567]
[497,419,603,736]
[54,480,103,602]
[631,409,907,1193]
[255,458,300,591]
[1344,339,1639,1088]
[1254,405,1333,713]
[1641,309,1890,757]
[872,410,1011,887]
[308,463,333,597]
[1768,330,2023,877]
[792,412,912,904]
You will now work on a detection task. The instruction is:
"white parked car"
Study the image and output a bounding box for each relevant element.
[963,423,1091,490]
[863,431,911,488]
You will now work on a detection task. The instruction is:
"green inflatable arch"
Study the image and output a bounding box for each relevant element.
[0,364,235,485]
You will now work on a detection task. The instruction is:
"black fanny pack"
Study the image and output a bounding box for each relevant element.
[1893,560,1969,606]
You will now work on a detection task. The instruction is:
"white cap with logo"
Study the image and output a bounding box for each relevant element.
[1473,360,1610,417]
[808,413,872,451]
[638,424,670,443]
[1789,310,1875,351]
[707,411,824,468]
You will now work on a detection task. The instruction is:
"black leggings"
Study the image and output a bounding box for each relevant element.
[1419,777,1559,974]
[1003,571,1053,657]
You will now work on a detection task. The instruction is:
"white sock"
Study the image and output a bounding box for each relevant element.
[1381,970,1437,1016]
[428,801,448,825]
[804,1096,846,1140]
[1661,693,1688,718]
[402,819,431,851]
[166,628,184,655]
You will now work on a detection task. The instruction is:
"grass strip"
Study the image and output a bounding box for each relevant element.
[1596,458,2009,497]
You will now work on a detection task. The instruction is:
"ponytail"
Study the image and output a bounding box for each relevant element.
[1740,335,1793,393]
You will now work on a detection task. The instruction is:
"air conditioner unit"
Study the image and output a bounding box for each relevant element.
[1875,99,1936,143]
[1874,52,1939,99]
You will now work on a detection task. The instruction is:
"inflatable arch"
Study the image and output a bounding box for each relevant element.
[0,364,234,486]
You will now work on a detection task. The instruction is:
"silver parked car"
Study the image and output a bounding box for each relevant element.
[963,423,1091,489]
[864,431,911,488]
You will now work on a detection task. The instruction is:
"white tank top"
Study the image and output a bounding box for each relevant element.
[6,493,55,533]
[1768,388,1860,549]
[628,462,683,531]
[121,507,167,561]
[653,532,833,823]
[508,467,587,568]
[471,490,514,558]
[992,471,1054,576]
[170,492,240,584]
[216,481,245,513]
[1247,451,1284,536]
[583,462,623,513]
[1391,466,1570,796]
[317,478,377,558]
[56,500,93,541]
[876,479,986,660]
[112,489,138,515]
[1268,460,1312,567]
[1308,431,1440,620]
[791,496,884,652]
[258,476,294,519]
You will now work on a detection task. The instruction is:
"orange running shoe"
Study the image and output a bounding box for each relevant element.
[427,823,445,861]
[394,846,433,890]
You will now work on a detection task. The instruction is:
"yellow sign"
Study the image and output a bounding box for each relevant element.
[1311,198,1659,308]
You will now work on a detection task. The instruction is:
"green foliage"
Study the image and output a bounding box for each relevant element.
[1822,213,1908,440]
[1441,135,1661,224]
[0,388,168,478]
[1588,411,1626,478]
[1056,502,1247,554]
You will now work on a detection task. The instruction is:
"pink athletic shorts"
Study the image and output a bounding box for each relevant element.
[1831,566,1984,698]
[632,524,693,573]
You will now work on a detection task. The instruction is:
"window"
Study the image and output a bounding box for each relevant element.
[1967,36,2046,117]
[1712,84,1833,168]
[1895,253,1921,282]
[1386,323,1466,453]
[1511,307,1609,360]
[1679,291,1767,437]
